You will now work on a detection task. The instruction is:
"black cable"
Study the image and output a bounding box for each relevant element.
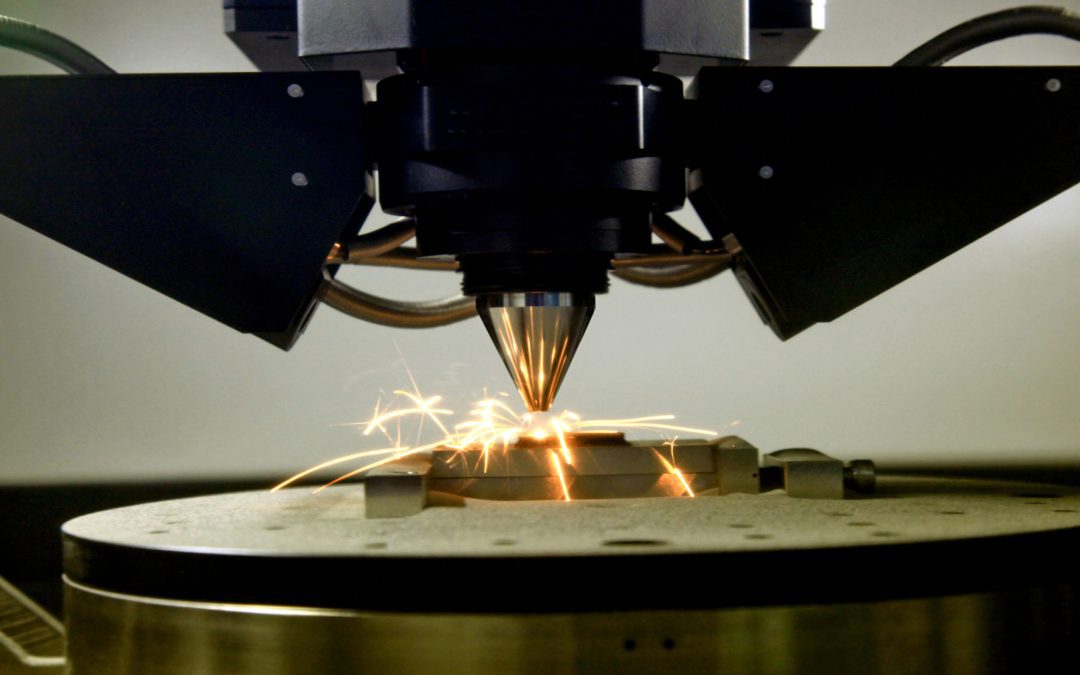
[0,14,114,74]
[895,6,1080,67]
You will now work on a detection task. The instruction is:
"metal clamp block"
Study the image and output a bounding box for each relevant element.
[715,436,761,495]
[364,456,432,518]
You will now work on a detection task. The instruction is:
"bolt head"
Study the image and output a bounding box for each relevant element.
[758,79,774,93]
[287,83,304,98]
[291,172,309,187]
[1046,78,1062,93]
[758,165,774,180]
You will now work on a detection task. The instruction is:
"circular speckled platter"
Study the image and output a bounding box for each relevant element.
[63,475,1080,611]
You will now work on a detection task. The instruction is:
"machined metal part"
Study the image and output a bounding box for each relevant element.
[428,437,718,503]
[845,459,877,493]
[225,0,825,76]
[765,448,845,500]
[59,477,1080,673]
[476,292,595,412]
[296,0,749,73]
[363,456,432,518]
[748,0,825,66]
[364,435,875,518]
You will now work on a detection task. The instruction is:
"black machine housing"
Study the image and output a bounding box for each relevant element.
[223,0,1080,340]
[375,63,685,295]
[0,1,1077,348]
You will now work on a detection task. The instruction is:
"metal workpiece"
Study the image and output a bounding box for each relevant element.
[363,436,874,518]
[431,438,716,478]
[427,436,721,503]
[476,292,595,412]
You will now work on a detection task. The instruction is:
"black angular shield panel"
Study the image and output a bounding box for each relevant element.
[690,67,1080,339]
[0,72,372,348]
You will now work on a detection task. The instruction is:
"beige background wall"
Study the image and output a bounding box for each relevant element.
[1,0,1078,483]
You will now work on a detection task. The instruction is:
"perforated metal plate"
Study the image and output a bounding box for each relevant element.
[63,475,1080,612]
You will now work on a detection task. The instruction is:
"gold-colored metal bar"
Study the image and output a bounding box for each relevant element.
[428,473,715,501]
[430,441,718,479]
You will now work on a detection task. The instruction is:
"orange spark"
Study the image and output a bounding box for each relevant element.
[354,400,452,436]
[549,450,572,502]
[579,415,717,437]
[552,418,573,464]
[652,445,696,498]
[281,384,718,495]
[392,390,452,437]
[271,446,406,492]
[314,443,440,493]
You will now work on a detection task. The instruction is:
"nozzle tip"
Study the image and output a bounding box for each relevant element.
[477,292,594,412]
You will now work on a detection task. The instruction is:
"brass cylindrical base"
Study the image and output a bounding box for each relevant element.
[65,577,1074,675]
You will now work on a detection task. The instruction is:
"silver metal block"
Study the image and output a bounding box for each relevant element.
[715,436,761,495]
[765,449,845,500]
[364,456,432,518]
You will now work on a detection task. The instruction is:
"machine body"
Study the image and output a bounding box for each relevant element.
[1,5,1080,674]
[0,2,1078,410]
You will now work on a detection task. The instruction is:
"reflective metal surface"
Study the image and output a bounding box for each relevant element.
[362,436,875,516]
[60,476,1080,673]
[476,292,595,411]
[65,578,1075,675]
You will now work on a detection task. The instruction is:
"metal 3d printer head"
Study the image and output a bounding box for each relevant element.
[1,3,1078,413]
[374,61,687,410]
[284,1,761,411]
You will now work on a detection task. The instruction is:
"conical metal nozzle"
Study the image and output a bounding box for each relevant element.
[477,292,595,412]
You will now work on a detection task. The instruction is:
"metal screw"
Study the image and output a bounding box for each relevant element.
[844,460,877,494]
[287,83,304,98]
[1045,78,1062,93]
[291,172,308,187]
[758,165,774,179]
[758,79,774,93]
